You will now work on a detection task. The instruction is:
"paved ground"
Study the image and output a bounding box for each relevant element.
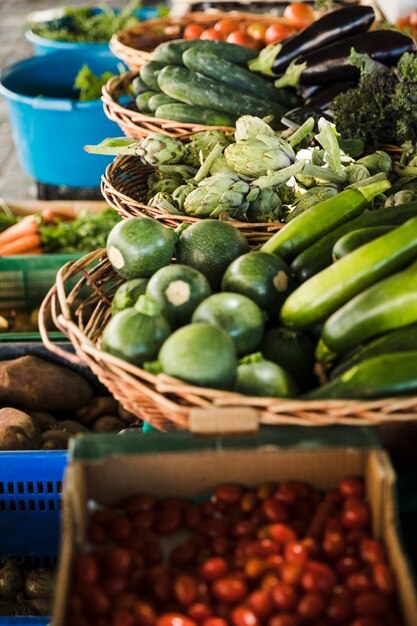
[0,0,116,200]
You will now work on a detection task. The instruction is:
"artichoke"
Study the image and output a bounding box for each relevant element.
[357,151,392,176]
[184,173,258,219]
[285,186,339,223]
[156,164,197,181]
[235,115,276,142]
[148,192,184,215]
[184,130,233,167]
[136,133,186,166]
[384,190,417,207]
[225,135,295,179]
[345,164,370,185]
[172,184,196,212]
[210,154,235,176]
[247,188,282,223]
[147,177,180,199]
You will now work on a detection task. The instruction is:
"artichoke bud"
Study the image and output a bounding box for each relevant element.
[345,164,370,184]
[385,190,417,207]
[248,188,282,222]
[185,130,232,167]
[285,186,338,222]
[148,192,184,215]
[357,151,392,176]
[147,177,180,198]
[136,132,186,166]
[225,139,294,178]
[184,173,252,217]
[210,154,235,176]
[295,172,316,188]
[172,184,196,211]
[235,115,275,142]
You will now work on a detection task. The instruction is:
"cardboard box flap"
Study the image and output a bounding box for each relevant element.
[70,426,382,461]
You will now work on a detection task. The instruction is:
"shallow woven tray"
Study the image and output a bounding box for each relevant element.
[102,71,236,139]
[101,155,283,245]
[39,250,417,431]
[110,11,288,71]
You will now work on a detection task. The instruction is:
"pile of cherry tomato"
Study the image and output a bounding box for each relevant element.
[182,3,315,49]
[69,477,403,626]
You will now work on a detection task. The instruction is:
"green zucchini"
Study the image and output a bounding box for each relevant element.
[319,257,417,358]
[182,48,299,109]
[261,179,391,261]
[332,226,395,260]
[139,61,163,92]
[281,217,417,330]
[157,65,286,120]
[148,93,178,113]
[136,91,158,113]
[330,324,417,379]
[132,76,149,95]
[291,202,417,283]
[305,352,417,400]
[155,103,236,127]
[153,39,257,66]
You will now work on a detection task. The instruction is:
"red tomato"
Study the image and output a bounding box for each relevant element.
[155,508,182,536]
[283,3,315,30]
[264,23,294,45]
[88,523,107,545]
[113,610,136,626]
[212,577,248,604]
[284,542,308,564]
[247,590,274,619]
[110,516,132,543]
[212,537,233,556]
[156,614,198,626]
[326,593,353,623]
[301,561,336,594]
[346,573,374,595]
[341,498,370,530]
[296,592,326,621]
[323,531,346,559]
[336,555,361,577]
[104,547,131,576]
[85,586,111,616]
[200,28,223,41]
[373,563,395,595]
[231,606,259,626]
[170,542,197,568]
[214,19,242,37]
[203,619,228,626]
[271,583,299,611]
[354,592,390,617]
[338,477,364,499]
[268,617,300,626]
[360,538,385,564]
[226,31,258,49]
[174,575,198,606]
[246,23,268,43]
[188,603,212,622]
[124,494,156,516]
[269,524,296,544]
[244,557,266,580]
[73,554,99,585]
[201,558,228,582]
[240,491,257,513]
[184,23,206,39]
[262,498,288,523]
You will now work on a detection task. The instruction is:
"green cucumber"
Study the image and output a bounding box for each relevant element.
[136,91,158,113]
[145,264,211,328]
[291,202,417,283]
[157,65,286,120]
[132,76,149,95]
[332,226,395,260]
[281,217,417,330]
[330,324,417,379]
[182,48,299,109]
[235,356,298,398]
[221,252,294,315]
[148,93,178,112]
[320,258,417,358]
[153,39,257,66]
[305,352,417,400]
[192,292,265,356]
[261,180,391,261]
[155,103,236,127]
[259,327,315,390]
[139,61,163,92]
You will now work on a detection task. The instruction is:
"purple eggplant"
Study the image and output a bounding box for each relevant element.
[306,81,357,110]
[278,30,416,87]
[272,5,375,75]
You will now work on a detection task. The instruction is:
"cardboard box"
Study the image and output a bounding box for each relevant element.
[52,421,417,626]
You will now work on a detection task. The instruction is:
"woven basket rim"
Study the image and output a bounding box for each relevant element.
[38,250,417,430]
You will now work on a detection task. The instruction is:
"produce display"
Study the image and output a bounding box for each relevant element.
[0,559,54,616]
[74,65,114,101]
[68,476,404,626]
[30,3,143,43]
[0,356,139,449]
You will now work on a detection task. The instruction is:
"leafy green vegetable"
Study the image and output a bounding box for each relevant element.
[31,2,142,43]
[73,64,113,101]
[40,209,121,253]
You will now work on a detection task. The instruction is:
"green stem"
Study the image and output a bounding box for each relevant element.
[394,163,417,177]
[274,60,306,88]
[315,339,337,364]
[252,160,305,190]
[357,178,391,202]
[84,137,137,156]
[193,143,225,184]
[287,117,315,148]
[248,42,282,77]
[303,164,347,185]
[347,172,387,190]
[135,295,161,317]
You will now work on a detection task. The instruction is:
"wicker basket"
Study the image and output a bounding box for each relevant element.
[102,70,236,139]
[110,11,288,71]
[39,250,417,431]
[101,155,283,245]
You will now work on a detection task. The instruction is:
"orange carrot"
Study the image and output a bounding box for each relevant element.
[0,216,38,247]
[41,208,74,222]
[18,247,43,255]
[0,233,42,255]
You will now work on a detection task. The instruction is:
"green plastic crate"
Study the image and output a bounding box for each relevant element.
[0,254,82,341]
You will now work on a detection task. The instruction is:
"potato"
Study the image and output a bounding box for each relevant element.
[24,568,54,599]
[0,560,23,599]
[76,396,118,426]
[0,408,40,450]
[29,411,58,432]
[55,420,89,435]
[117,404,140,425]
[93,416,126,433]
[41,430,71,449]
[41,440,63,450]
[30,598,53,616]
[0,356,92,410]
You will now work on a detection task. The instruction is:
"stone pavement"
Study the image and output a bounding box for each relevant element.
[0,0,117,200]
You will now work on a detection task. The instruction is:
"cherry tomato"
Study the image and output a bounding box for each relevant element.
[271,583,299,611]
[241,492,257,513]
[214,484,244,506]
[85,586,111,616]
[323,531,346,559]
[231,606,259,626]
[91,508,116,526]
[346,573,374,595]
[265,554,284,571]
[110,516,132,543]
[338,477,364,499]
[200,29,223,41]
[269,618,300,626]
[247,590,274,619]
[275,482,303,506]
[262,499,288,523]
[203,618,228,626]
[133,511,156,530]
[284,542,308,564]
[226,31,258,49]
[349,619,381,626]
[280,562,303,586]
[326,594,353,623]
[283,3,315,30]
[233,520,257,538]
[114,593,138,611]
[264,23,294,45]
[112,610,136,626]
[150,566,172,602]
[373,563,395,595]
[124,494,156,516]
[201,519,231,538]
[188,603,212,622]
[174,575,198,606]
[144,541,162,566]
[261,573,281,592]
[325,517,343,534]
[301,561,337,594]
[185,506,203,529]
[156,509,182,536]
[214,19,242,37]
[212,577,248,604]
[336,556,361,577]
[73,554,99,585]
[170,542,197,568]
[269,524,297,544]
[244,557,266,580]
[104,576,127,596]
[156,614,198,626]
[258,483,278,500]
[360,539,385,565]
[300,538,320,559]
[200,501,216,518]
[296,592,326,621]
[103,547,131,576]
[354,592,390,617]
[201,557,228,582]
[212,537,233,556]
[88,523,107,545]
[341,499,370,530]
[246,23,268,43]
[184,23,206,39]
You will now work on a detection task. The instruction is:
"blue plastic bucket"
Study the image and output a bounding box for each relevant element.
[25,7,160,56]
[0,50,125,188]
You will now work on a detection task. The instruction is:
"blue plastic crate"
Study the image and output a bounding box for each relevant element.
[0,451,68,626]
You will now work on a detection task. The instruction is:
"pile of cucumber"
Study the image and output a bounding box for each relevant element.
[131,39,299,127]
